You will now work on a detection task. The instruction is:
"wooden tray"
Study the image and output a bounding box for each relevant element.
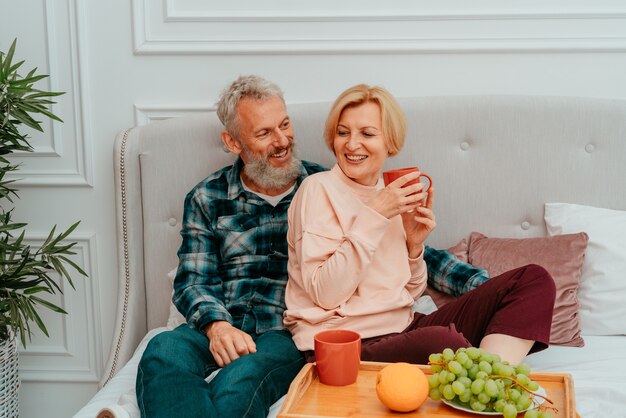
[278,361,578,418]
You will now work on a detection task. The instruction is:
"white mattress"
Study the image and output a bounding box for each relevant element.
[74,329,626,418]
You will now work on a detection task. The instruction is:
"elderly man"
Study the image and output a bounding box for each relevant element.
[135,75,324,418]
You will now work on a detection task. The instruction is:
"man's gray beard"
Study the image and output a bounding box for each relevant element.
[241,145,301,191]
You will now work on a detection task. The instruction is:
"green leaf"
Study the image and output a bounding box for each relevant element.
[10,107,43,131]
[58,255,87,276]
[30,296,67,314]
[3,39,17,75]
[23,286,52,295]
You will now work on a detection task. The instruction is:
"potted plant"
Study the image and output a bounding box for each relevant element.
[0,39,86,416]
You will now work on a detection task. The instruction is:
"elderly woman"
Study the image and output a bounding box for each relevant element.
[284,84,556,365]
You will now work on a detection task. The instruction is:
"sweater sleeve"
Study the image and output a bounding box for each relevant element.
[289,179,391,310]
[406,248,428,299]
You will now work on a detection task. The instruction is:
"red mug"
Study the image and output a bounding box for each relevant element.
[382,166,432,194]
[314,329,361,386]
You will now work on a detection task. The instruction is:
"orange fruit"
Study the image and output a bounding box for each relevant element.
[375,362,429,412]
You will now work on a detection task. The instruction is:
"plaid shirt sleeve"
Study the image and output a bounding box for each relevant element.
[424,245,489,296]
[173,188,232,331]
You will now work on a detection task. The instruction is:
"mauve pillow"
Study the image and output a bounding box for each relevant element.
[447,238,469,263]
[468,232,588,347]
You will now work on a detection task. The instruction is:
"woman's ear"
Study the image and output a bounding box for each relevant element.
[221,131,243,155]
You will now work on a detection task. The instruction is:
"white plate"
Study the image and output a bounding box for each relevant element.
[441,385,546,415]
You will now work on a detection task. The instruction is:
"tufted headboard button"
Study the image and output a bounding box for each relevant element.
[168,218,177,227]
[585,143,596,153]
[521,221,531,230]
[460,141,470,151]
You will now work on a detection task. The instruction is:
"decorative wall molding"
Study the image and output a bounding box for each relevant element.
[19,233,102,383]
[134,104,215,125]
[8,0,93,187]
[132,0,626,54]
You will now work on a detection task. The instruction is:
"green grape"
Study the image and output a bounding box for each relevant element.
[478,360,493,374]
[470,399,486,412]
[447,371,456,382]
[480,352,493,363]
[463,357,474,369]
[492,361,505,375]
[517,393,532,411]
[515,373,530,388]
[438,370,449,384]
[455,351,469,365]
[508,388,521,401]
[540,412,553,418]
[458,376,472,388]
[428,373,440,388]
[501,364,515,377]
[442,384,456,400]
[470,378,485,395]
[466,347,481,360]
[523,409,539,418]
[475,371,488,380]
[502,403,517,418]
[484,379,498,397]
[493,399,507,412]
[429,387,442,401]
[527,380,540,391]
[452,381,466,396]
[515,400,533,411]
[477,392,490,404]
[442,348,455,362]
[516,362,531,376]
[429,352,443,363]
[459,388,472,403]
[448,360,463,375]
[430,363,443,373]
[468,364,479,380]
[492,353,502,364]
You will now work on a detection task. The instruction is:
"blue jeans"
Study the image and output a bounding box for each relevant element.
[136,325,304,418]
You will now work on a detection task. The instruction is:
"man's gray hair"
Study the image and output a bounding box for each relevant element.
[216,75,285,139]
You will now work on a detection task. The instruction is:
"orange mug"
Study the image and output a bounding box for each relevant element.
[382,166,432,194]
[314,329,361,386]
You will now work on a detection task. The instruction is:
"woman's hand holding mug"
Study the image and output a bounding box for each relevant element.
[381,167,436,258]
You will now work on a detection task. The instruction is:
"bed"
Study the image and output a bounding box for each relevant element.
[74,96,626,418]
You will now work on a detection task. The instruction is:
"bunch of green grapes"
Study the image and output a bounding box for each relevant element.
[428,347,553,418]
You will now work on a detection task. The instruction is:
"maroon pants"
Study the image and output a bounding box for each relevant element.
[357,264,556,364]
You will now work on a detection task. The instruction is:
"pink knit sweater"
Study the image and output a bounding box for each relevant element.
[284,165,427,351]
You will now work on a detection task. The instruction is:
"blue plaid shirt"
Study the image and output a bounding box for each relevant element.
[173,158,488,334]
[424,246,489,296]
[173,158,325,334]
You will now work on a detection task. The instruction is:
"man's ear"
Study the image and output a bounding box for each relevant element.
[221,131,243,155]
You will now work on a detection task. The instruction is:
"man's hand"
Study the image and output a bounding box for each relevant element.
[205,321,257,367]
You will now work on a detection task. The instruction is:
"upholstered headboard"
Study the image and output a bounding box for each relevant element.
[102,95,626,387]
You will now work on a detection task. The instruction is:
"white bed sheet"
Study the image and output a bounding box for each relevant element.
[525,335,626,418]
[75,330,626,418]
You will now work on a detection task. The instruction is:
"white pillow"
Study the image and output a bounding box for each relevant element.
[544,203,626,335]
[167,268,187,328]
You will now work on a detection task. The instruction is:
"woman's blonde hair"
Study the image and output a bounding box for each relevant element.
[323,84,407,156]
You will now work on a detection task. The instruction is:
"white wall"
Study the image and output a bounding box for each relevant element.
[2,0,626,416]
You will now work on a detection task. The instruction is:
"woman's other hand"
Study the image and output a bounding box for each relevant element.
[367,171,426,219]
[402,187,436,258]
